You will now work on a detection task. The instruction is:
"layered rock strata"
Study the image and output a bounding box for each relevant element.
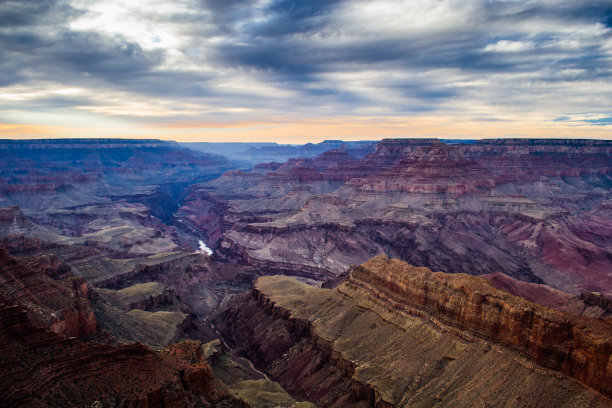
[97,282,172,312]
[0,304,249,408]
[349,256,612,398]
[185,138,612,299]
[0,248,98,338]
[484,271,612,318]
[215,256,612,407]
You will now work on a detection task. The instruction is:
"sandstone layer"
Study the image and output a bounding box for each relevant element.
[215,256,612,407]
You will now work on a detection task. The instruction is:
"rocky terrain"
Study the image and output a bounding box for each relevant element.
[0,303,249,408]
[0,138,341,407]
[0,137,611,407]
[483,272,612,318]
[182,139,612,300]
[215,256,612,407]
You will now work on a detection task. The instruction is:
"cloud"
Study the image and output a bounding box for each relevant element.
[0,0,80,27]
[0,0,165,86]
[0,0,611,140]
[483,40,534,53]
[554,113,612,126]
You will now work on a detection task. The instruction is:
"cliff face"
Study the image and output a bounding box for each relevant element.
[0,304,248,408]
[183,138,612,301]
[0,138,234,215]
[349,256,612,397]
[0,234,250,407]
[0,209,261,348]
[0,248,99,338]
[348,142,496,194]
[214,292,368,407]
[215,256,612,407]
[483,271,612,318]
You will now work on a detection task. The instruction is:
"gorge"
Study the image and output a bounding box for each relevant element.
[0,138,610,407]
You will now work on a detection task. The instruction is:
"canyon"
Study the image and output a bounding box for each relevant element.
[0,137,610,407]
[215,256,612,407]
[184,138,612,297]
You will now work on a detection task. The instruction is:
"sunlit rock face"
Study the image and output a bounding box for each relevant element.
[214,256,612,407]
[183,138,612,299]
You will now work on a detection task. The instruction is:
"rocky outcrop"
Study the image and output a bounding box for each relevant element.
[462,138,612,180]
[175,190,229,245]
[0,207,27,230]
[0,304,249,408]
[0,248,99,338]
[183,140,376,166]
[214,292,366,407]
[483,271,574,307]
[348,142,496,194]
[580,292,612,315]
[97,282,173,312]
[348,256,612,398]
[484,271,612,318]
[215,257,612,407]
[0,230,256,344]
[214,235,340,282]
[0,246,192,348]
[0,139,234,214]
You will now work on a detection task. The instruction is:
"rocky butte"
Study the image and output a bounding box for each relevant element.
[0,303,249,407]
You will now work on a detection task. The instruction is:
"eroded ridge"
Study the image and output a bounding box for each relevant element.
[216,256,612,407]
[348,255,612,399]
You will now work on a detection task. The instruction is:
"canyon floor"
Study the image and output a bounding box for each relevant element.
[0,138,610,407]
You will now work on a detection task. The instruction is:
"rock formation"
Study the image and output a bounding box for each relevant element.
[215,256,612,407]
[484,271,612,318]
[0,304,249,407]
[1,137,610,407]
[0,248,99,338]
[183,138,611,301]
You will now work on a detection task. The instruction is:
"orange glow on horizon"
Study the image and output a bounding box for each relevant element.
[0,124,74,136]
[1,116,611,143]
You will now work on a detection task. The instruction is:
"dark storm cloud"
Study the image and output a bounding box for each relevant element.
[0,0,80,27]
[202,0,248,13]
[217,34,495,74]
[192,0,611,114]
[253,0,344,37]
[0,0,161,84]
[45,32,162,78]
[1,32,164,90]
[207,0,612,74]
[522,2,612,26]
[0,0,610,123]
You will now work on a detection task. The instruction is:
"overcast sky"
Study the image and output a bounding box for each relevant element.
[1,0,611,142]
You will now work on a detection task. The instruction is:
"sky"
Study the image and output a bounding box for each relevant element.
[0,0,611,143]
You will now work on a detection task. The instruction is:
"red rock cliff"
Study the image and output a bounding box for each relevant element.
[0,303,249,407]
[348,255,612,398]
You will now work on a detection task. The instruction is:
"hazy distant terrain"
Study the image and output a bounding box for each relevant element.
[182,140,377,166]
